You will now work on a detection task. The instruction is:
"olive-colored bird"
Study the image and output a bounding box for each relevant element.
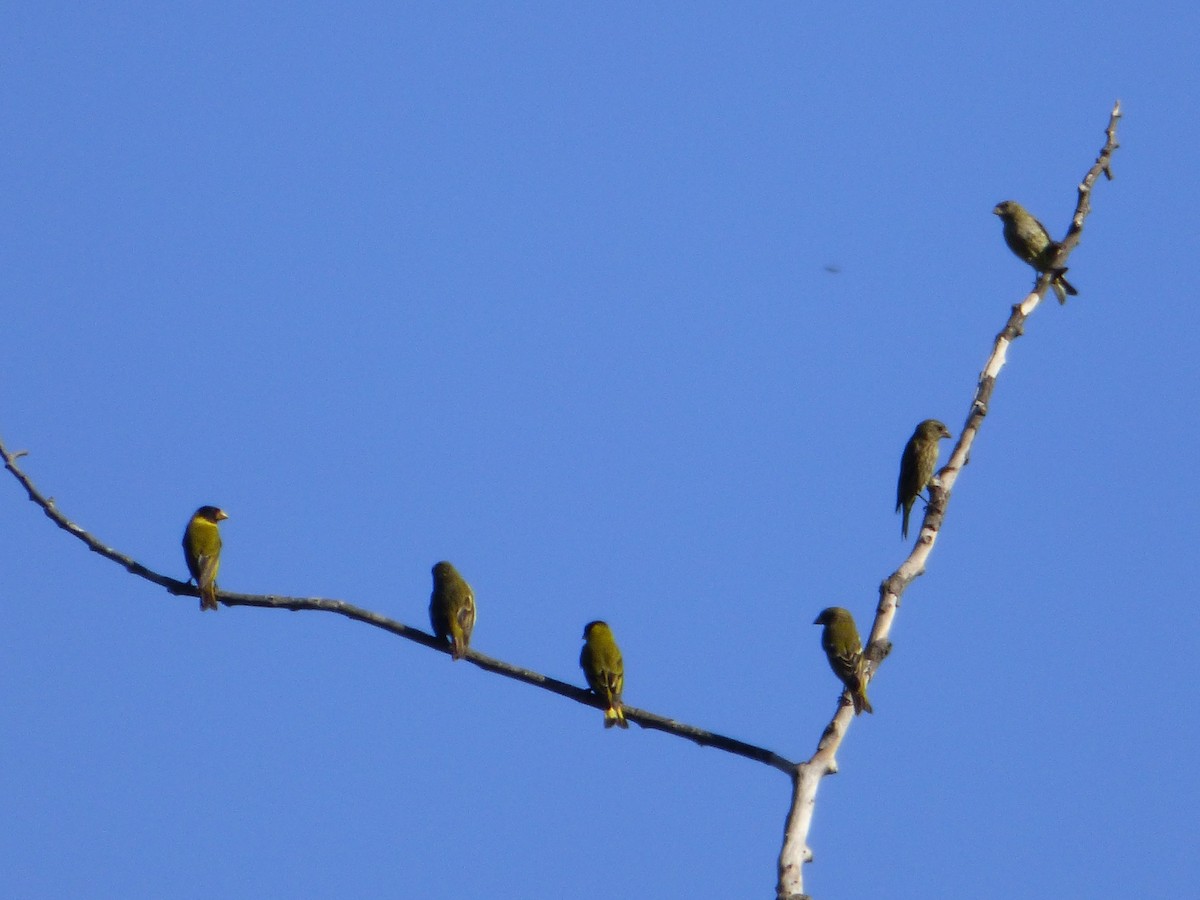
[993,200,1078,304]
[429,561,476,661]
[896,419,952,540]
[579,620,629,729]
[182,505,228,611]
[813,607,873,715]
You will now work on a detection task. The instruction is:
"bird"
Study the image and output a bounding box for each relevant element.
[579,620,629,729]
[993,200,1078,303]
[182,505,228,611]
[429,561,476,661]
[813,607,873,715]
[896,419,952,540]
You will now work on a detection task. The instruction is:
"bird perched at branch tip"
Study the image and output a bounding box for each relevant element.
[429,561,476,660]
[182,505,228,611]
[896,419,952,540]
[813,607,873,715]
[580,620,629,729]
[993,200,1078,304]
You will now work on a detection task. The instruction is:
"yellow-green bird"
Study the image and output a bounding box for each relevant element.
[813,607,873,715]
[429,561,476,661]
[993,200,1078,304]
[896,419,952,540]
[182,505,228,611]
[579,620,629,729]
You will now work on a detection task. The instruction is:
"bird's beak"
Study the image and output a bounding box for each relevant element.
[992,205,1002,216]
[215,510,230,521]
[942,427,953,439]
[812,615,822,625]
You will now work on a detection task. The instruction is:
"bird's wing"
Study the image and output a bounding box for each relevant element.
[195,553,218,588]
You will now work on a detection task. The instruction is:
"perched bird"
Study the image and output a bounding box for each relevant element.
[993,200,1078,303]
[896,419,952,540]
[579,620,629,729]
[182,505,229,611]
[429,561,476,661]
[813,607,873,715]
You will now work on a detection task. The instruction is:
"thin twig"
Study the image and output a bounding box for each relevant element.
[775,100,1122,900]
[0,435,796,773]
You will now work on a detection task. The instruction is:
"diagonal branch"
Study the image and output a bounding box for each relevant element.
[0,435,795,773]
[775,100,1123,900]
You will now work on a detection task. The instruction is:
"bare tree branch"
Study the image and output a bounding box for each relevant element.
[775,100,1123,900]
[0,435,795,773]
[3,99,1123,900]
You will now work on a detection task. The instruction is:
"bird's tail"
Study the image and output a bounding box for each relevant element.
[853,686,874,716]
[1055,275,1078,303]
[603,704,629,729]
[451,635,467,661]
[199,582,219,611]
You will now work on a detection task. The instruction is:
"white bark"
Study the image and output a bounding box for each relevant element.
[775,101,1122,899]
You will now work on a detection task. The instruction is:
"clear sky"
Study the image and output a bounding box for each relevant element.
[2,4,1197,898]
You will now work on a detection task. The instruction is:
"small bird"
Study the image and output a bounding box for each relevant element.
[429,561,476,661]
[896,419,952,540]
[182,505,229,611]
[813,607,873,715]
[579,620,629,729]
[993,200,1078,303]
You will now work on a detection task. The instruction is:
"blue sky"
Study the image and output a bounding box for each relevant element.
[2,4,1197,898]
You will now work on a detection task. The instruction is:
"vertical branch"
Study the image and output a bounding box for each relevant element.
[776,710,852,900]
[775,100,1121,900]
